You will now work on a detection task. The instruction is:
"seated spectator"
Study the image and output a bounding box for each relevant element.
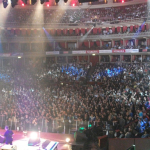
[119,130,125,138]
[141,130,149,138]
[125,127,133,138]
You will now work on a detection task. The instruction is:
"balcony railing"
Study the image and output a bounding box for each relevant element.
[0,18,145,28]
[1,30,150,42]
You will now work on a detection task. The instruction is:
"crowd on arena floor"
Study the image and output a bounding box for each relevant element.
[0,58,150,138]
[1,3,147,24]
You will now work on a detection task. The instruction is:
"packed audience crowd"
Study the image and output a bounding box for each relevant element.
[1,3,147,25]
[37,62,90,82]
[0,57,150,139]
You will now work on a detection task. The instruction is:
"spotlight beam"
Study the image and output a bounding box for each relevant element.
[43,27,55,42]
[79,26,94,43]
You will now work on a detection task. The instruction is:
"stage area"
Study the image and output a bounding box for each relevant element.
[0,129,74,150]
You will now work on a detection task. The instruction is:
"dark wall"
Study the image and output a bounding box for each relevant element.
[109,138,150,150]
[109,139,134,150]
[135,139,150,150]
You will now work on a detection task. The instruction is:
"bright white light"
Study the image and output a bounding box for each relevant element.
[30,132,38,140]
[18,56,21,59]
[28,1,44,24]
[66,138,70,143]
[92,54,95,56]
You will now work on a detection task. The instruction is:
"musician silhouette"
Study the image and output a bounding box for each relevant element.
[4,126,14,145]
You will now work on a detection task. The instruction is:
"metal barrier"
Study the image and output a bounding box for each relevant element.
[0,115,107,134]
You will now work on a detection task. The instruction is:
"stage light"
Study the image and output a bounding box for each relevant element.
[66,138,70,143]
[30,132,38,140]
[22,0,27,4]
[88,124,92,127]
[3,0,8,8]
[21,3,24,6]
[41,0,49,4]
[55,0,59,3]
[78,0,98,3]
[122,0,124,3]
[31,0,37,5]
[11,0,18,7]
[40,0,44,4]
[46,3,49,7]
[72,3,75,6]
[79,127,85,131]
[18,56,22,59]
[92,54,95,56]
[28,132,40,146]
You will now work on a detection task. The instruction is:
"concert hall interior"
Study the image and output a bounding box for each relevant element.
[0,0,150,150]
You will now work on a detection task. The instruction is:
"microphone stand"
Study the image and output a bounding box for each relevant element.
[37,128,42,150]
